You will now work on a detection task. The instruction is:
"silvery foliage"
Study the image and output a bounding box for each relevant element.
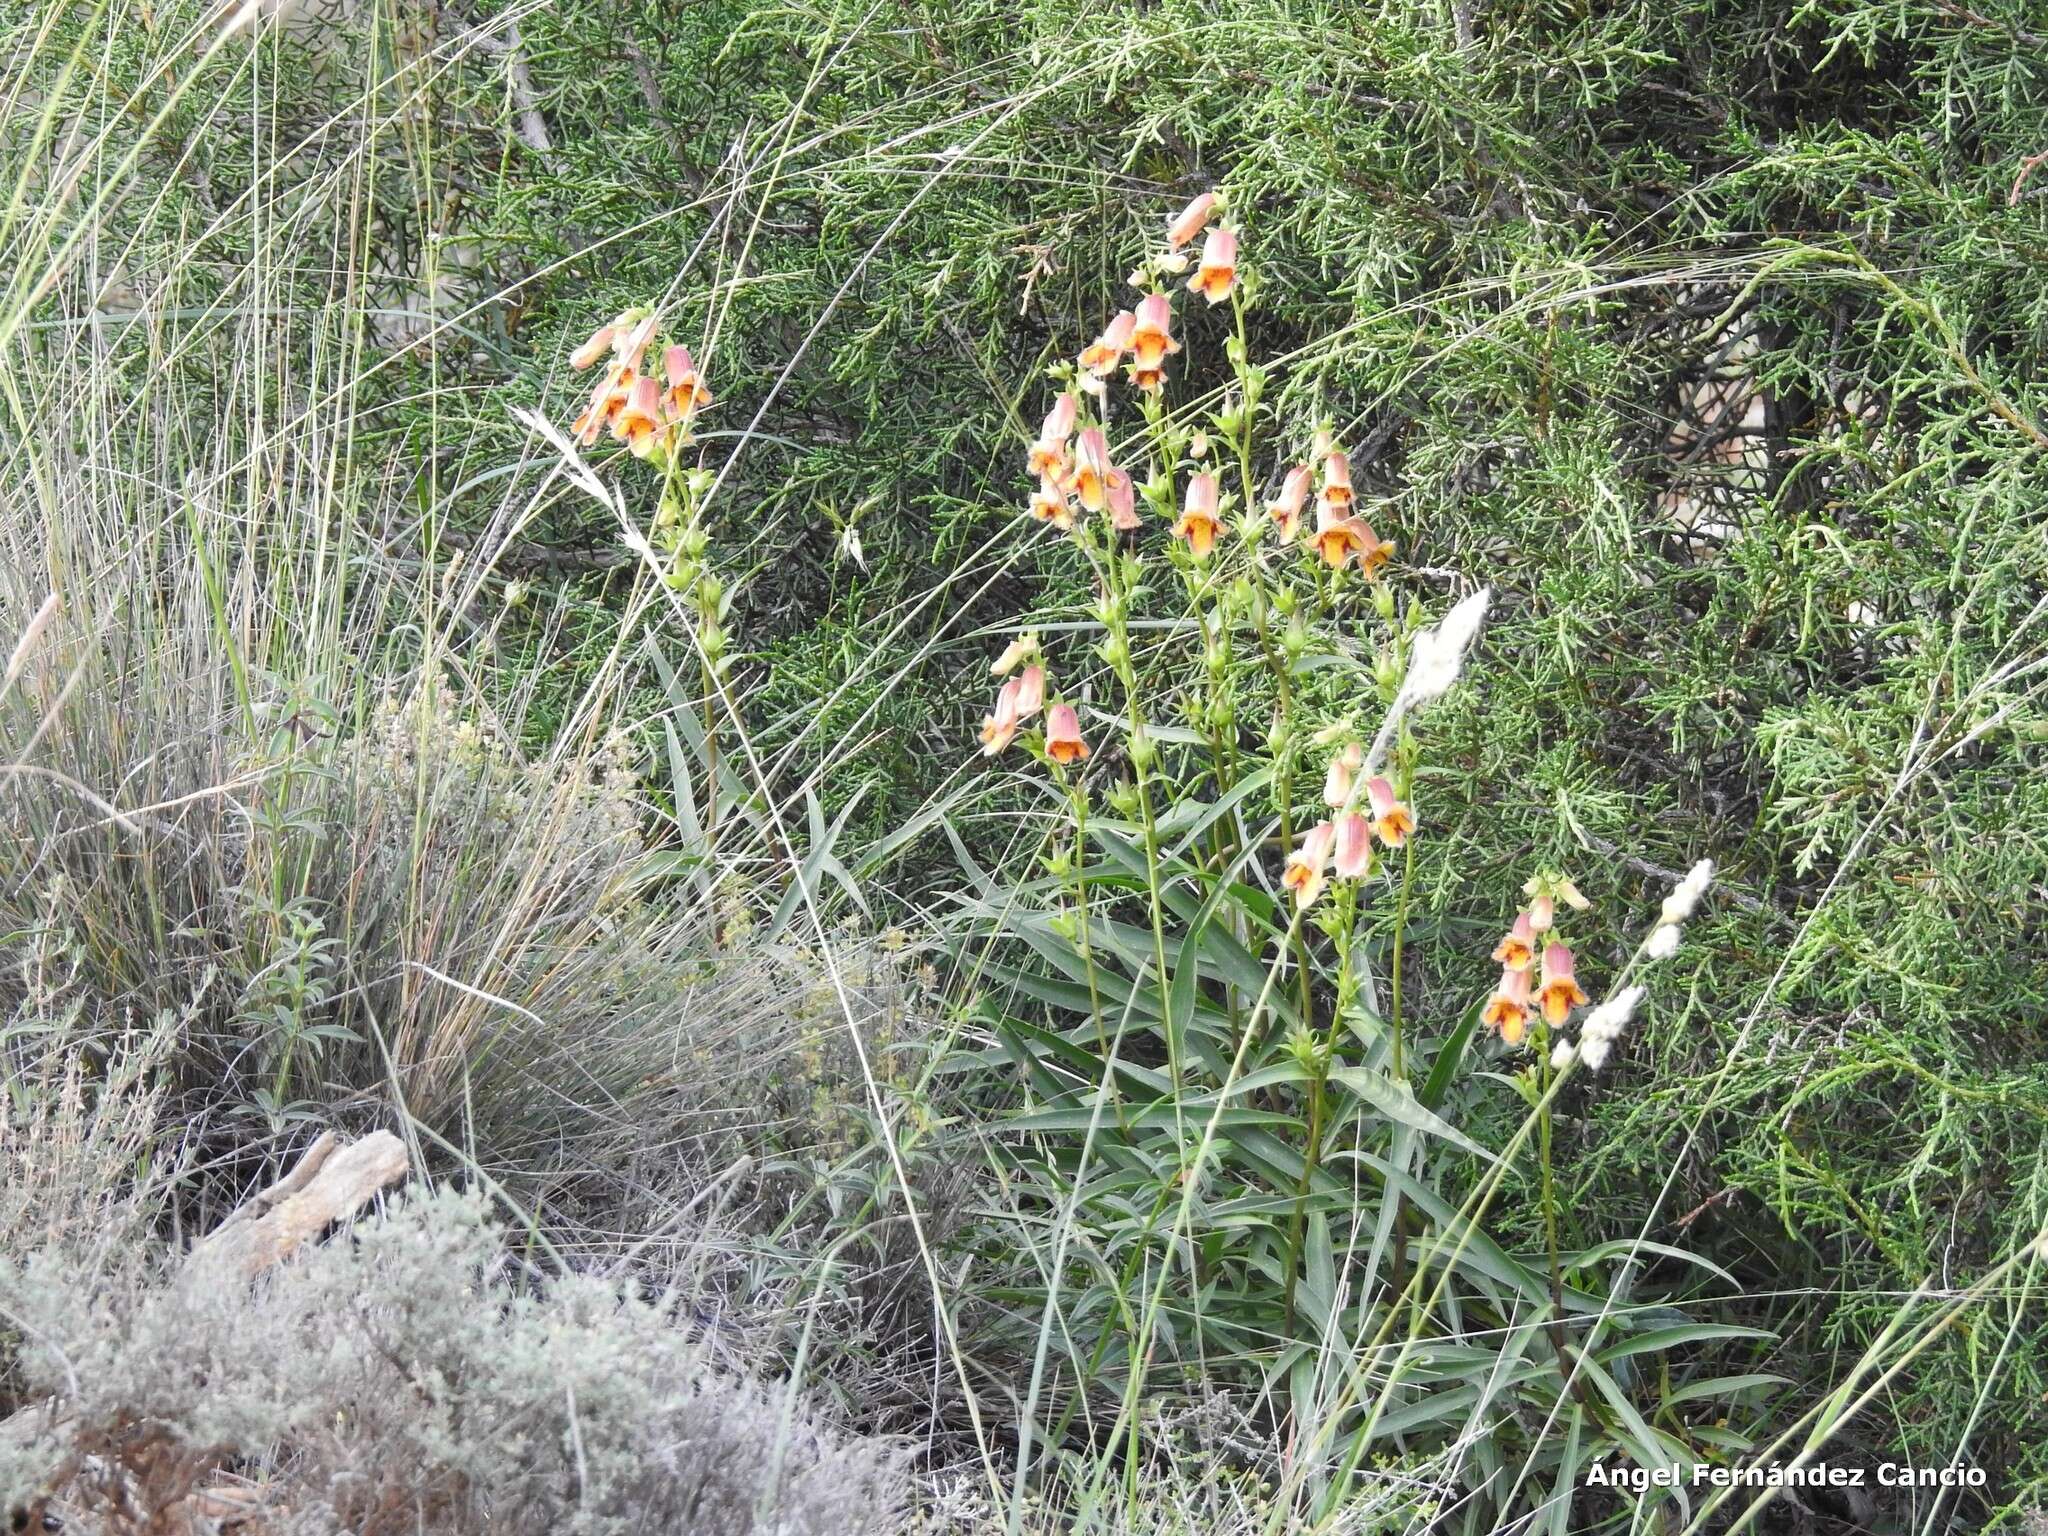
[1,1187,906,1534]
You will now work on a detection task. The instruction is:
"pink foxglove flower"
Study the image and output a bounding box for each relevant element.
[569,321,618,370]
[1333,813,1371,879]
[613,376,667,458]
[1268,465,1310,540]
[980,677,1023,756]
[1322,741,1363,808]
[1079,310,1136,375]
[1321,450,1355,509]
[1491,911,1537,971]
[1483,964,1534,1045]
[1045,703,1090,763]
[1130,292,1180,369]
[1029,475,1074,529]
[1106,468,1141,532]
[1069,428,1117,513]
[1165,191,1216,250]
[1282,821,1336,910]
[1014,664,1045,720]
[1366,776,1414,846]
[1309,500,1373,568]
[1537,942,1591,1026]
[1028,394,1077,479]
[611,313,659,373]
[662,345,713,420]
[1172,473,1222,557]
[1187,227,1238,304]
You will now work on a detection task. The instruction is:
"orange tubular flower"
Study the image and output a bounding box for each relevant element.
[1028,393,1077,480]
[1028,478,1074,530]
[1483,965,1534,1046]
[1045,703,1090,763]
[1281,821,1336,910]
[1173,473,1222,557]
[1321,450,1355,510]
[614,376,668,458]
[1491,911,1537,971]
[1322,741,1362,808]
[1309,501,1372,568]
[1537,942,1591,1026]
[1332,812,1371,879]
[1165,191,1216,250]
[1070,429,1116,513]
[1268,465,1310,540]
[570,322,617,370]
[1130,293,1180,371]
[1354,520,1394,578]
[571,375,613,444]
[1527,892,1556,933]
[1187,227,1238,305]
[662,345,713,420]
[980,677,1023,756]
[1366,776,1415,847]
[1027,438,1069,483]
[1079,310,1136,376]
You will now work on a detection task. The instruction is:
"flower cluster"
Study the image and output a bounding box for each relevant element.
[1482,873,1592,1047]
[1481,859,1716,1065]
[567,311,712,462]
[981,199,1500,968]
[980,633,1089,764]
[1015,197,1399,583]
[1279,742,1414,910]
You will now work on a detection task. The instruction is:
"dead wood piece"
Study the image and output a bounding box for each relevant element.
[188,1131,409,1281]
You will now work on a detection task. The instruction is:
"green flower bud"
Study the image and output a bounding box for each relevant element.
[1282,612,1309,662]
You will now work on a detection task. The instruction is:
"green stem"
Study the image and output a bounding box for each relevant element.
[1389,832,1416,1080]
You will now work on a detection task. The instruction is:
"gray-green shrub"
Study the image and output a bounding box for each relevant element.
[1,1187,907,1534]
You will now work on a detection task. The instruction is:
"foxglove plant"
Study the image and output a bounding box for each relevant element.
[962,194,1498,1394]
[953,200,1747,1516]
